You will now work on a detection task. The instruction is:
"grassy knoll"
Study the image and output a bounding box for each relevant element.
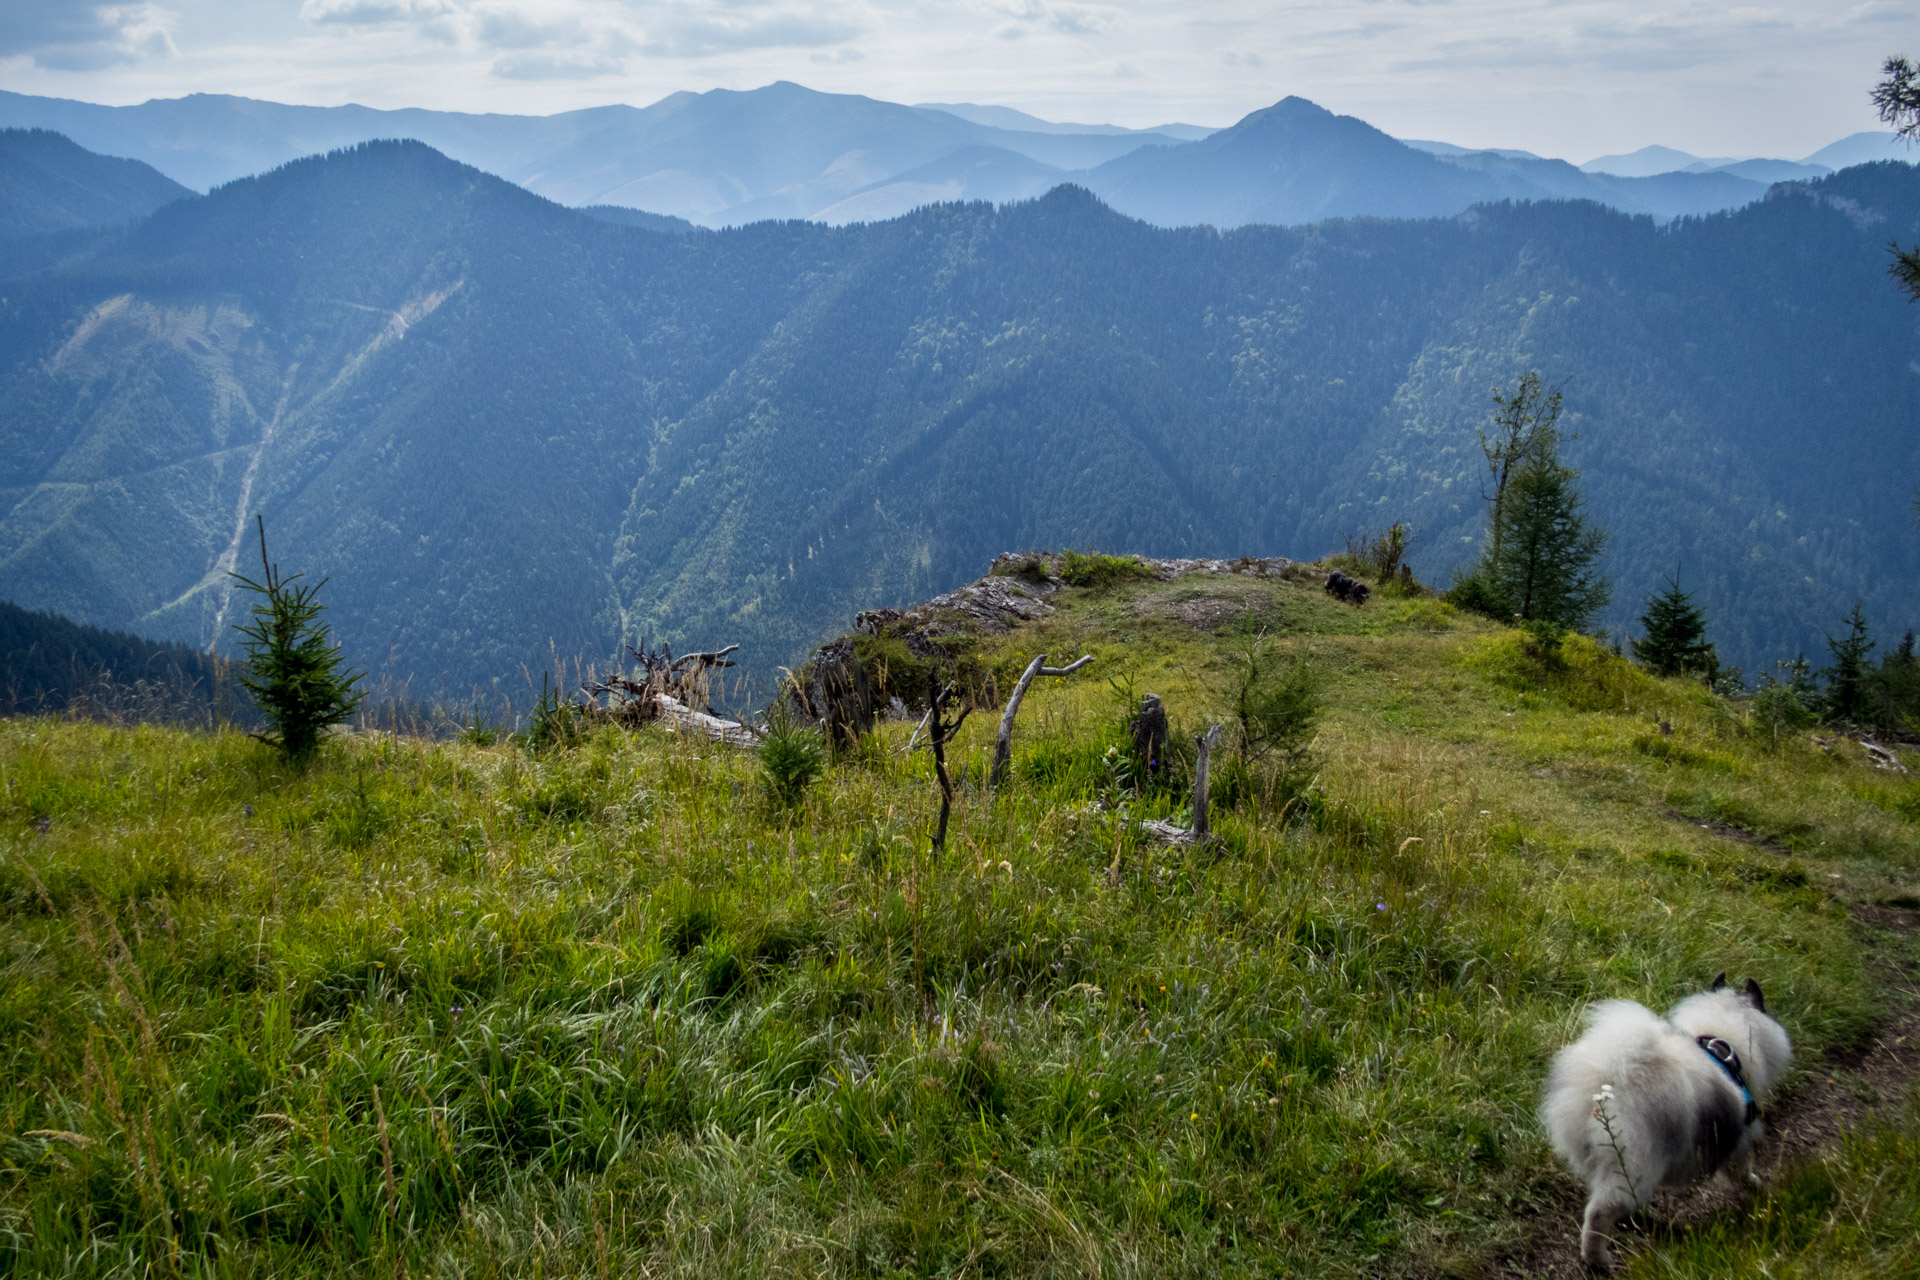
[2,564,1917,1277]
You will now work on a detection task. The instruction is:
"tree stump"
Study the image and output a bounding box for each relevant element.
[808,638,875,748]
[1131,693,1169,780]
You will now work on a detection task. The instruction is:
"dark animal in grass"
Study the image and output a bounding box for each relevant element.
[1541,975,1791,1271]
[1324,570,1370,605]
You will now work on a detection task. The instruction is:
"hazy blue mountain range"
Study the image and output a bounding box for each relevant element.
[0,83,1170,225]
[0,84,1893,232]
[915,102,1214,141]
[1098,97,1775,226]
[1580,135,1909,180]
[0,136,1914,694]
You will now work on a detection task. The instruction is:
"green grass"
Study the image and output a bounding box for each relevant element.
[2,567,1917,1277]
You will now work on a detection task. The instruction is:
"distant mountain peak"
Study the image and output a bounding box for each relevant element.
[1242,96,1338,124]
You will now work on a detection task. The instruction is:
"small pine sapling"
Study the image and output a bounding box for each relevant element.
[229,516,364,758]
[758,697,826,808]
[1631,567,1719,681]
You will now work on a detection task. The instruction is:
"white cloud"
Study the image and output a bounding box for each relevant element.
[0,0,1906,161]
[638,11,865,57]
[492,49,625,78]
[980,0,1114,37]
[298,0,455,23]
[0,3,179,70]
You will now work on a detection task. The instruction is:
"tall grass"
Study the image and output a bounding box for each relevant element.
[2,571,1915,1276]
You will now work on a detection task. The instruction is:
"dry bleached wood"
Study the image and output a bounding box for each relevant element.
[990,651,1094,786]
[653,694,762,749]
[1141,724,1224,846]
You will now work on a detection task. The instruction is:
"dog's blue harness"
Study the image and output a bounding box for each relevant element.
[1698,1035,1759,1126]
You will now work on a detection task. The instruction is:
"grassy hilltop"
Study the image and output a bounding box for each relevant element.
[2,556,1917,1277]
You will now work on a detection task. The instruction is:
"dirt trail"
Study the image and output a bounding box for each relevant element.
[1497,903,1920,1278]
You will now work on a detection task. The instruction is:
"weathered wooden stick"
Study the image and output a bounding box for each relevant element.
[990,652,1094,786]
[904,706,934,753]
[990,653,1047,786]
[1190,724,1224,840]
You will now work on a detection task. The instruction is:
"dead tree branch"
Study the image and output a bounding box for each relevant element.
[579,637,753,745]
[990,651,1094,786]
[925,677,971,851]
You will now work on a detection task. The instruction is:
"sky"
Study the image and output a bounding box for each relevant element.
[0,1,1914,162]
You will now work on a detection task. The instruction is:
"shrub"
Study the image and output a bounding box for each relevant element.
[759,702,826,807]
[1446,567,1505,619]
[1348,522,1410,584]
[1221,621,1320,807]
[1060,550,1152,589]
[521,673,585,753]
[851,633,940,709]
[1752,683,1818,748]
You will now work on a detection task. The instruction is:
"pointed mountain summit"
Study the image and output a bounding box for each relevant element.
[1084,96,1514,226]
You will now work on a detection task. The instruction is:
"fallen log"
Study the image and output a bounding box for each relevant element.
[654,694,763,750]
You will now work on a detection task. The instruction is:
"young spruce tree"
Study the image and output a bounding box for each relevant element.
[1451,372,1609,629]
[1475,379,1610,629]
[1632,567,1718,680]
[1821,603,1876,726]
[230,516,364,758]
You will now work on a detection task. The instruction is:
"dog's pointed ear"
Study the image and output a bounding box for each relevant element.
[1711,972,1728,991]
[1744,978,1766,1012]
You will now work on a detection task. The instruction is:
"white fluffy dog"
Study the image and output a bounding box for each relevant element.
[1541,974,1792,1270]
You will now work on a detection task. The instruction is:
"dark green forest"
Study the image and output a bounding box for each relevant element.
[0,138,1915,693]
[0,599,245,721]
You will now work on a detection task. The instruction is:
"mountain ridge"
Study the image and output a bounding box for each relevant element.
[0,85,1862,231]
[1,138,1915,692]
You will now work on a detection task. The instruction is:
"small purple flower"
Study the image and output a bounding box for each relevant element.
[1376,902,1388,912]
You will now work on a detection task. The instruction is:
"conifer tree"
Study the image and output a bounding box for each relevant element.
[1872,630,1920,732]
[230,516,364,758]
[1873,57,1920,300]
[1821,603,1876,726]
[1631,567,1718,679]
[1479,371,1563,567]
[1483,434,1610,630]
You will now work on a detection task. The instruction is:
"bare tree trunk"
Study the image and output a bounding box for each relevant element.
[988,652,1092,786]
[1190,724,1223,840]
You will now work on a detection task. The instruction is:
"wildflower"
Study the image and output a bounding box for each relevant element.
[1376,902,1388,911]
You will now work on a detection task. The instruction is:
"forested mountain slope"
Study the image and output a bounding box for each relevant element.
[0,599,243,720]
[0,140,1914,693]
[0,128,191,236]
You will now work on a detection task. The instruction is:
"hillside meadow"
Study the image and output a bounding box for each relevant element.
[2,563,1917,1277]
